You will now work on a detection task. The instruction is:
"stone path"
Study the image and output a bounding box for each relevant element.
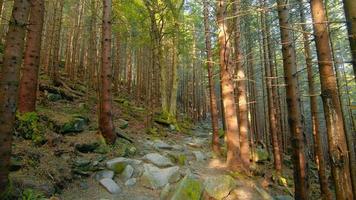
[60,123,273,200]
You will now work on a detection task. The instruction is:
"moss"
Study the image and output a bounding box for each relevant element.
[177,154,187,166]
[171,176,203,200]
[113,163,127,174]
[16,112,45,145]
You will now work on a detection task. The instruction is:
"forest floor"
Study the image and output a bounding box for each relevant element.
[7,78,316,200]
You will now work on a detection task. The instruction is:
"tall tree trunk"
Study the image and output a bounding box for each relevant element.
[298,1,331,199]
[276,0,309,198]
[217,0,242,169]
[310,0,354,199]
[203,0,220,154]
[0,0,30,195]
[233,0,250,168]
[18,0,45,113]
[99,0,116,144]
[343,0,356,80]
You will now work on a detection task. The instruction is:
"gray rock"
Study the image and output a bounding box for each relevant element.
[171,175,203,200]
[106,157,142,170]
[125,178,137,187]
[172,145,184,151]
[160,183,171,200]
[122,164,134,180]
[192,151,206,162]
[141,164,180,189]
[118,119,129,129]
[274,195,294,200]
[143,153,174,167]
[204,175,236,200]
[154,140,173,150]
[99,178,121,194]
[95,170,115,181]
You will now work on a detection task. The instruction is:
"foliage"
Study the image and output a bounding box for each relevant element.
[16,112,45,145]
[21,189,46,200]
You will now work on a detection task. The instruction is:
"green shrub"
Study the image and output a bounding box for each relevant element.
[16,112,45,145]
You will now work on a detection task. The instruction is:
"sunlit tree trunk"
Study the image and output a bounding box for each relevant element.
[233,0,250,168]
[310,0,354,199]
[0,0,30,195]
[18,0,45,113]
[298,1,331,199]
[217,0,242,169]
[276,0,309,198]
[99,0,116,144]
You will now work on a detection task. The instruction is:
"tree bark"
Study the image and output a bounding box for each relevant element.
[217,0,242,169]
[310,0,354,199]
[343,0,356,80]
[0,0,30,195]
[298,1,331,199]
[99,0,116,144]
[203,0,220,154]
[233,0,250,168]
[276,0,309,198]
[18,0,45,113]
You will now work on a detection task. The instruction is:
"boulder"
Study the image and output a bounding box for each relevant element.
[117,119,129,129]
[170,176,203,200]
[99,178,121,194]
[95,170,115,181]
[143,153,174,167]
[192,151,206,162]
[252,148,269,163]
[141,164,180,189]
[75,142,100,153]
[60,116,89,134]
[125,178,137,187]
[122,165,134,180]
[47,93,62,102]
[154,140,173,150]
[106,157,142,174]
[204,175,236,200]
[274,195,294,200]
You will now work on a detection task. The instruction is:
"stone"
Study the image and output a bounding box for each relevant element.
[169,124,176,131]
[125,178,137,187]
[122,165,134,180]
[75,142,100,153]
[171,176,203,200]
[274,195,294,200]
[252,148,269,163]
[99,178,121,194]
[204,175,236,200]
[60,116,89,134]
[172,145,184,151]
[192,151,206,162]
[95,170,115,181]
[118,119,129,129]
[143,153,174,167]
[154,140,173,150]
[10,157,23,171]
[47,93,62,101]
[106,157,142,169]
[141,164,180,189]
[160,183,171,200]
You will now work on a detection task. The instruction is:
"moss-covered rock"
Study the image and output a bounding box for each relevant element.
[251,148,269,163]
[16,112,46,145]
[171,176,203,200]
[60,115,89,134]
[204,175,236,200]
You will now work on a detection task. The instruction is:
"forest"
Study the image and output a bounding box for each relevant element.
[0,0,355,199]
